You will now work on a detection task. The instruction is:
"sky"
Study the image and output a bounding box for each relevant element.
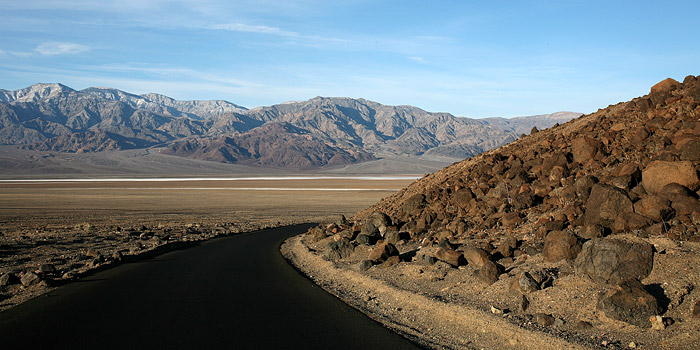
[0,1,698,118]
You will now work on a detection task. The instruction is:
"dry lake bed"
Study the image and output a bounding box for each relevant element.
[0,175,417,311]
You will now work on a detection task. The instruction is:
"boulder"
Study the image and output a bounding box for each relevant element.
[642,160,700,194]
[367,212,391,234]
[463,246,490,269]
[368,242,399,263]
[324,241,354,260]
[20,272,41,286]
[597,280,660,328]
[380,255,401,268]
[357,260,373,272]
[402,194,426,216]
[574,175,599,201]
[360,222,381,238]
[579,224,605,239]
[500,212,522,228]
[572,136,603,164]
[39,264,57,275]
[518,272,539,293]
[693,300,700,319]
[0,273,12,287]
[670,196,700,216]
[543,230,581,262]
[478,260,500,285]
[678,138,700,161]
[611,213,653,234]
[575,237,654,285]
[512,192,536,210]
[650,77,680,94]
[584,184,634,228]
[634,195,675,222]
[308,227,326,242]
[435,248,465,266]
[335,214,348,226]
[495,236,518,258]
[355,234,373,245]
[383,227,403,244]
[452,188,475,208]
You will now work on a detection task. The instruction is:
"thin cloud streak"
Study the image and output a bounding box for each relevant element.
[35,42,90,56]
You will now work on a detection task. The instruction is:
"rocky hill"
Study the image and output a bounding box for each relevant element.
[0,83,578,170]
[299,76,700,348]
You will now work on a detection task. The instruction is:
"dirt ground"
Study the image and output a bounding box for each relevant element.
[0,176,414,311]
[283,230,700,350]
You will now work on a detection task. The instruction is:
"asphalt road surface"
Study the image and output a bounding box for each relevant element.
[0,224,423,349]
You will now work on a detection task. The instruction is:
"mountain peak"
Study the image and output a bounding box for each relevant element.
[0,83,75,103]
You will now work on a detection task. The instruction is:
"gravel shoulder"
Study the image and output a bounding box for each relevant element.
[283,230,700,350]
[283,234,590,350]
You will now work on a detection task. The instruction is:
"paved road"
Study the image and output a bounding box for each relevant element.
[0,224,423,349]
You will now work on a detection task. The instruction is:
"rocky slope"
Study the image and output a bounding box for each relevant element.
[299,76,700,349]
[0,83,578,170]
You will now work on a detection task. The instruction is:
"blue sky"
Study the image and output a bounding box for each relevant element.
[0,1,698,117]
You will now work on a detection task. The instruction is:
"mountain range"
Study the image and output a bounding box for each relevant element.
[0,83,580,171]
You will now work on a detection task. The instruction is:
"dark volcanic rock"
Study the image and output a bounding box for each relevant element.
[584,184,634,229]
[368,242,399,263]
[478,260,500,285]
[571,136,604,164]
[402,194,426,216]
[634,195,675,222]
[518,272,539,293]
[0,273,12,286]
[358,260,374,272]
[435,248,465,267]
[575,237,654,285]
[20,271,41,286]
[597,279,660,328]
[543,230,581,262]
[642,160,700,194]
[324,241,354,260]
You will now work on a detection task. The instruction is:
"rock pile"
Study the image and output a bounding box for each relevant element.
[305,76,700,330]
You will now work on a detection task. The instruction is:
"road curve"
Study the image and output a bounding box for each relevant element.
[0,224,423,349]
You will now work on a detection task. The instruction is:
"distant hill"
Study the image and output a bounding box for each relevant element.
[0,83,580,170]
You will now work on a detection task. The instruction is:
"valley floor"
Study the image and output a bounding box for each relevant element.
[0,176,413,311]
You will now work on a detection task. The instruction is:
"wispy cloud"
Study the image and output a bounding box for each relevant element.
[408,56,427,64]
[210,23,299,37]
[35,42,90,55]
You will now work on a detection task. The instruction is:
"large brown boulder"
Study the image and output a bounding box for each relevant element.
[435,248,465,266]
[543,230,581,262]
[572,136,603,164]
[634,195,675,222]
[478,260,500,285]
[366,212,391,234]
[575,237,654,285]
[463,246,490,269]
[402,194,426,216]
[597,279,660,328]
[642,160,700,194]
[452,188,475,208]
[324,241,354,260]
[650,77,680,94]
[584,184,634,228]
[368,242,399,263]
